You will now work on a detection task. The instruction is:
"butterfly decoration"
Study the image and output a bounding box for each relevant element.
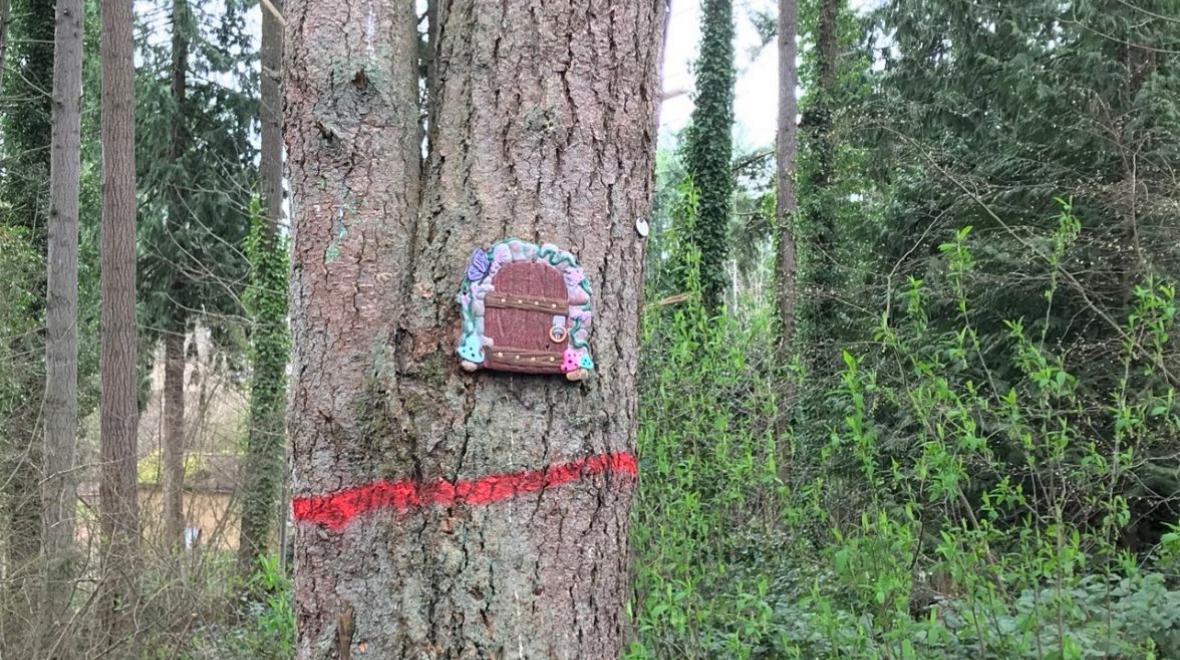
[466,248,491,282]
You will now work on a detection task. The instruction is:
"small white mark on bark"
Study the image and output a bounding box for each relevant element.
[365,0,376,57]
[635,218,650,238]
[513,587,525,659]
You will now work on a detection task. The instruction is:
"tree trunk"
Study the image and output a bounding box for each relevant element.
[41,0,83,627]
[0,0,10,92]
[162,0,189,551]
[284,0,666,656]
[801,0,839,387]
[774,0,799,472]
[258,0,282,235]
[684,0,734,311]
[237,0,285,576]
[162,328,185,547]
[98,0,140,647]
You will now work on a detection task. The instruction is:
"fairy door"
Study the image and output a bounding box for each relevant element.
[456,239,595,381]
[483,262,568,373]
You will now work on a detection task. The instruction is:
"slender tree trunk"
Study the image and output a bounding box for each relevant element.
[258,0,282,235]
[41,0,83,628]
[98,0,139,646]
[236,0,286,574]
[0,0,10,91]
[774,0,799,472]
[162,0,189,550]
[162,329,184,547]
[284,0,666,656]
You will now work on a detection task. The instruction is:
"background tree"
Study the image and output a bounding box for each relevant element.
[775,0,799,403]
[98,0,140,645]
[236,0,285,575]
[797,0,842,389]
[684,0,735,311]
[284,0,666,654]
[42,0,84,628]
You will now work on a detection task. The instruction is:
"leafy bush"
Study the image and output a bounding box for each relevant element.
[630,210,1180,658]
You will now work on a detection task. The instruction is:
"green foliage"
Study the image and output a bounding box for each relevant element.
[158,553,295,659]
[230,554,296,659]
[135,0,258,348]
[0,227,40,411]
[238,197,290,563]
[0,0,56,568]
[683,0,736,311]
[1,0,55,247]
[631,213,1180,657]
[629,261,789,658]
[859,0,1180,463]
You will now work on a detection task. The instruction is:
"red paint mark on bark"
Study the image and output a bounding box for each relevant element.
[292,452,638,532]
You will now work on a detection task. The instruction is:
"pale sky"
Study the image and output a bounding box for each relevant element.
[659,0,780,151]
[659,0,881,152]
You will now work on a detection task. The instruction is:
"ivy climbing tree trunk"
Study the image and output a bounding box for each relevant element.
[684,0,734,311]
[800,0,840,384]
[284,0,666,656]
[42,0,84,628]
[98,0,140,646]
[161,0,189,550]
[236,0,286,576]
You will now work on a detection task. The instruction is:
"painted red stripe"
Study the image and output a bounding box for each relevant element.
[292,452,638,532]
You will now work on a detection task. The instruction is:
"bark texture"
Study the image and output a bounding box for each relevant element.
[42,0,84,624]
[284,0,666,656]
[98,0,140,646]
[775,0,798,421]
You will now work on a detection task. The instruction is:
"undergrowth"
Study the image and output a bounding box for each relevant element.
[628,211,1180,658]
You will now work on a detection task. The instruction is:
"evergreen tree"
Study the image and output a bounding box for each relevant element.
[684,0,735,311]
[98,0,140,646]
[42,0,85,627]
[134,0,257,547]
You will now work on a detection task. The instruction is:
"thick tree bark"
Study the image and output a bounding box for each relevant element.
[774,0,799,471]
[284,0,666,656]
[41,0,83,626]
[237,0,285,575]
[162,0,189,550]
[98,0,140,646]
